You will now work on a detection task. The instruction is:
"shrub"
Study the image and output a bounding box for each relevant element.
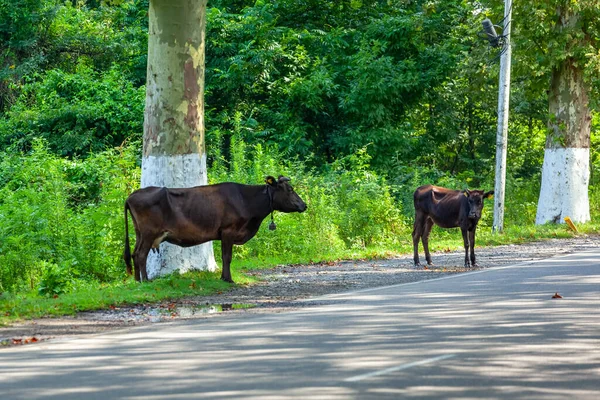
[0,139,140,293]
[209,127,406,263]
[324,149,406,248]
[0,64,145,157]
[37,261,74,297]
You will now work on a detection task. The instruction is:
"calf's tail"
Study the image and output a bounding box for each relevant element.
[124,202,133,275]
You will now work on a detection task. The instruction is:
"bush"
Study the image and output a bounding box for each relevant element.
[0,64,145,157]
[37,261,74,297]
[210,126,406,263]
[324,149,406,248]
[0,139,140,293]
[0,133,408,294]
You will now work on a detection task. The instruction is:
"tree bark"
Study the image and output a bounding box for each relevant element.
[535,58,591,224]
[141,0,217,279]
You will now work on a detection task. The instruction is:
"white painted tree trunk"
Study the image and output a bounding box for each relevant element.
[535,11,591,226]
[535,65,591,226]
[141,154,217,279]
[142,0,217,279]
[535,148,590,224]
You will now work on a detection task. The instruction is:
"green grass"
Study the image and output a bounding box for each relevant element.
[0,270,255,326]
[409,221,595,254]
[238,222,598,269]
[1,222,597,326]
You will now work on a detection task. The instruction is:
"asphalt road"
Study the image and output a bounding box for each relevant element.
[2,250,600,399]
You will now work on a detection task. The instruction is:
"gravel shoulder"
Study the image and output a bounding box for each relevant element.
[2,235,599,347]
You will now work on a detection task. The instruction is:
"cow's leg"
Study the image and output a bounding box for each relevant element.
[140,249,150,282]
[133,240,152,282]
[134,263,141,282]
[461,228,470,268]
[422,217,435,266]
[132,238,142,281]
[469,229,478,267]
[412,212,426,266]
[220,239,235,283]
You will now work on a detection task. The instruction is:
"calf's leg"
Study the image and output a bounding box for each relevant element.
[461,228,470,268]
[412,212,425,266]
[220,239,235,283]
[469,229,478,267]
[422,217,435,265]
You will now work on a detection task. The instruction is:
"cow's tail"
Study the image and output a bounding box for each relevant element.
[124,201,133,275]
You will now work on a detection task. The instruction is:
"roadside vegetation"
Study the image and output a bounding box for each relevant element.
[1,1,599,324]
[0,136,595,325]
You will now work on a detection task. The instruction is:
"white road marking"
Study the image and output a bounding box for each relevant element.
[344,354,456,382]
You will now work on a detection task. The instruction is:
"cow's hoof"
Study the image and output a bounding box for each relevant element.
[221,277,235,284]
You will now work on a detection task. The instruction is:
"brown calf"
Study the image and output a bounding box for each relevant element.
[124,176,307,283]
[412,185,493,268]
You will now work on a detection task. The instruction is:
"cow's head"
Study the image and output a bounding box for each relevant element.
[463,189,494,219]
[266,176,307,213]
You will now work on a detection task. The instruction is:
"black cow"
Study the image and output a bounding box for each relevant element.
[124,176,307,283]
[412,185,493,268]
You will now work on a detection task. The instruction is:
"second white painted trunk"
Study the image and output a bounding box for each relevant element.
[141,153,217,280]
[535,147,590,225]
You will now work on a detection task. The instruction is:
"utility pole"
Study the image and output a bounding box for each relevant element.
[492,0,512,233]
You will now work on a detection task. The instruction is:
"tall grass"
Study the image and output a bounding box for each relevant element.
[209,126,407,266]
[0,139,140,293]
[0,136,405,294]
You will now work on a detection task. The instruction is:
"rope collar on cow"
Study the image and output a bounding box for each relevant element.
[266,184,277,230]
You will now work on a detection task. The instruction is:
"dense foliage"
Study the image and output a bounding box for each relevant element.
[0,0,599,295]
[0,137,407,293]
[0,139,140,293]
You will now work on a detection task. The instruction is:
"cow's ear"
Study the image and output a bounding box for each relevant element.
[278,176,290,183]
[265,176,276,186]
[484,190,494,199]
[463,189,470,197]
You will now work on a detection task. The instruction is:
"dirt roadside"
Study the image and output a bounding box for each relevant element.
[2,235,598,347]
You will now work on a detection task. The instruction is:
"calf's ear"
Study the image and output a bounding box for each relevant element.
[265,176,277,186]
[484,190,494,199]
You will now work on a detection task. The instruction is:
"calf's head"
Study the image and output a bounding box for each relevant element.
[266,176,307,213]
[464,189,494,219]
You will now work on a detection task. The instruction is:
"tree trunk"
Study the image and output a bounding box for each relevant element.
[535,58,591,224]
[141,0,217,279]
